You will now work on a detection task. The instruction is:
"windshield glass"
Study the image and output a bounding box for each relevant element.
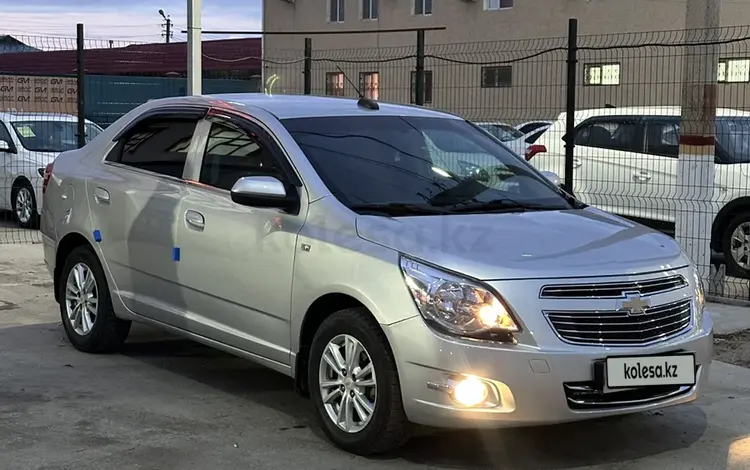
[476,123,524,142]
[10,120,103,152]
[282,115,572,213]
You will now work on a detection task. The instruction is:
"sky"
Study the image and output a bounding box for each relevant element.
[2,0,262,47]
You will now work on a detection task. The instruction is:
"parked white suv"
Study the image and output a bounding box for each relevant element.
[0,112,103,228]
[530,106,750,277]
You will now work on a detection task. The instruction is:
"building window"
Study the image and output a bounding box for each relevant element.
[414,0,432,15]
[325,72,345,96]
[410,70,433,104]
[584,63,620,86]
[485,0,513,10]
[718,58,750,83]
[329,0,345,22]
[362,0,379,19]
[481,66,512,88]
[359,72,379,100]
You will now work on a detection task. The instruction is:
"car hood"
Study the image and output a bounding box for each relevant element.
[355,207,688,280]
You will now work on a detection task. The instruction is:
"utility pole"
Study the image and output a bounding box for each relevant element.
[159,9,172,43]
[187,0,202,95]
[676,0,721,281]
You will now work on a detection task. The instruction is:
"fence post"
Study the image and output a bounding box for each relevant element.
[76,23,86,149]
[415,29,425,106]
[563,18,578,194]
[303,37,312,95]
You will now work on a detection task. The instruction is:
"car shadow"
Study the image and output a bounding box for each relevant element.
[117,324,715,469]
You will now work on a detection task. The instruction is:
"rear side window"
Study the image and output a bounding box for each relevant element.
[107,118,197,179]
[645,120,679,157]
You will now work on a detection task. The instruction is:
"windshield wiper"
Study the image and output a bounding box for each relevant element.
[445,199,567,214]
[349,202,452,216]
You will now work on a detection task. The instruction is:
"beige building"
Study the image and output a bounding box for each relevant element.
[262,0,750,122]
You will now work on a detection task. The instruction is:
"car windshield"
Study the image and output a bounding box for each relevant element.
[282,115,574,214]
[10,120,103,152]
[477,123,525,142]
[717,117,750,163]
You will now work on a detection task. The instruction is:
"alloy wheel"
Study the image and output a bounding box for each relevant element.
[64,262,99,336]
[318,334,377,433]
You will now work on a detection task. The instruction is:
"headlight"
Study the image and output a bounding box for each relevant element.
[399,256,520,339]
[693,268,705,322]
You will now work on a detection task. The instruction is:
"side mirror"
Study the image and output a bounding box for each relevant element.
[230,175,298,212]
[540,170,562,187]
[0,140,11,152]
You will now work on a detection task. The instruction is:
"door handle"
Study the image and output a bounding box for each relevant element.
[572,158,582,168]
[93,187,110,204]
[185,209,205,230]
[632,170,652,182]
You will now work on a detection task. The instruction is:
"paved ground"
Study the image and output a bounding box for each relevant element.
[2,244,750,470]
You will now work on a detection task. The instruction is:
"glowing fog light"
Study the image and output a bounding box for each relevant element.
[452,377,489,407]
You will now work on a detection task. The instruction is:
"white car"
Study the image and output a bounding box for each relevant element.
[476,121,552,158]
[474,121,528,155]
[515,120,553,144]
[0,112,103,228]
[530,106,750,278]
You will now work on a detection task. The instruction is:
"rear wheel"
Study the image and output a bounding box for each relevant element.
[59,245,131,353]
[722,212,750,279]
[308,308,409,455]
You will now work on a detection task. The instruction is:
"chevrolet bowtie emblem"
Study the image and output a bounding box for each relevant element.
[619,292,651,315]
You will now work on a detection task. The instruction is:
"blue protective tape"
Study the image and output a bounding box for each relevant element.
[93,230,102,243]
[173,247,181,262]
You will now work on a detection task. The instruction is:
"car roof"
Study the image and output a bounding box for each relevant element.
[568,106,750,122]
[145,93,465,120]
[0,111,79,122]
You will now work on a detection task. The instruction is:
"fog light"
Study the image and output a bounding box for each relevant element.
[452,377,489,407]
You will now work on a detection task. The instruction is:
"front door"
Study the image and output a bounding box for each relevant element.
[174,114,306,366]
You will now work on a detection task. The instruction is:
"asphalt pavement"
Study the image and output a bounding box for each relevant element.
[1,244,750,470]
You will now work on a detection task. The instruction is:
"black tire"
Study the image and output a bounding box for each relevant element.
[58,245,131,353]
[308,308,409,455]
[11,179,39,229]
[722,212,750,279]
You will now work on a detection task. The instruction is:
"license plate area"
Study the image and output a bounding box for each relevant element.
[605,353,696,389]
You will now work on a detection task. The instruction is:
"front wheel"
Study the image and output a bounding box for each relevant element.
[722,212,750,279]
[12,180,38,229]
[308,308,409,455]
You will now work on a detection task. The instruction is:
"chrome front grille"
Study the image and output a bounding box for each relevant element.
[545,298,692,346]
[540,275,687,299]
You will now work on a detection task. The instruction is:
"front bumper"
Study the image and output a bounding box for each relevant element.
[383,310,713,429]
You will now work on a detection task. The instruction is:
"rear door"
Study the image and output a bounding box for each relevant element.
[639,117,680,223]
[89,108,206,325]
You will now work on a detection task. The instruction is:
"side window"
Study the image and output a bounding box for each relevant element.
[0,122,14,147]
[109,118,197,179]
[645,120,679,157]
[574,119,642,152]
[198,121,281,191]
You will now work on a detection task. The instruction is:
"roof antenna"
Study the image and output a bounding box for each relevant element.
[605,103,616,108]
[336,65,379,110]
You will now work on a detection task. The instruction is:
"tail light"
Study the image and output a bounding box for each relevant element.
[42,162,53,196]
[525,144,547,161]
